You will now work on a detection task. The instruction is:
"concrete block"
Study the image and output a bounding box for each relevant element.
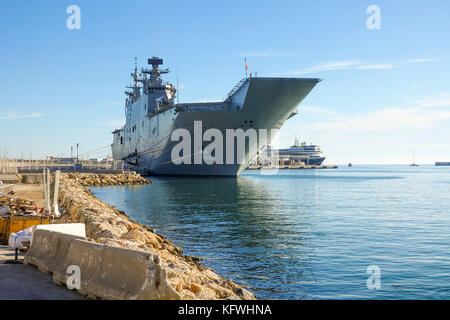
[86,245,180,300]
[53,239,106,294]
[0,185,14,194]
[0,174,19,184]
[21,174,44,184]
[53,239,181,300]
[35,223,86,238]
[5,168,18,174]
[24,229,85,274]
[25,229,180,300]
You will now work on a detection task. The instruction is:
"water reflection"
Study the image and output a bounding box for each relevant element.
[91,166,449,299]
[92,175,318,298]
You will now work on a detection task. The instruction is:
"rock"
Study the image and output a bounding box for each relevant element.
[121,229,146,242]
[206,283,235,299]
[56,172,256,300]
[96,229,114,239]
[190,283,202,294]
[145,236,161,249]
[174,280,184,292]
[62,172,152,187]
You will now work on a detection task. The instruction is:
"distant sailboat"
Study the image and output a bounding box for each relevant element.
[410,150,418,167]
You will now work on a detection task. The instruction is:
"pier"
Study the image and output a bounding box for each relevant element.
[0,171,255,300]
[0,157,125,174]
[247,164,338,170]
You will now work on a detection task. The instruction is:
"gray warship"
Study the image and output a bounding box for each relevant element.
[111,57,320,176]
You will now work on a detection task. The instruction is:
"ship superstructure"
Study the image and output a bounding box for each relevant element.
[111,57,320,176]
[277,137,326,165]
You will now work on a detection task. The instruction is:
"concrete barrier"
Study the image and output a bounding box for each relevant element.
[54,239,180,300]
[24,229,85,274]
[0,174,19,183]
[27,229,180,300]
[53,239,106,297]
[21,173,44,184]
[34,223,86,238]
[0,184,14,194]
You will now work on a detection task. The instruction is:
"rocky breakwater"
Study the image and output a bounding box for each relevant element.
[57,172,255,300]
[65,172,151,187]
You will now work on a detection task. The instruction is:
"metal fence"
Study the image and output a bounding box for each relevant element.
[0,158,125,174]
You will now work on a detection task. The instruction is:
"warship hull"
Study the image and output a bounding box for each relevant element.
[112,77,320,176]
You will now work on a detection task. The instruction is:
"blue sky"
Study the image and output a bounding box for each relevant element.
[0,0,449,164]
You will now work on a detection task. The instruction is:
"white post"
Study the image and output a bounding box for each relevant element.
[53,170,61,217]
[45,168,51,214]
[43,169,48,211]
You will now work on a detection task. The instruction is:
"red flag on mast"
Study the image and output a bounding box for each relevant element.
[245,58,248,78]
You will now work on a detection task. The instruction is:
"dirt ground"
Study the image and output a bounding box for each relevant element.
[11,184,45,208]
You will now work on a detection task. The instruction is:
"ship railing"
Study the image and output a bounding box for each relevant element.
[175,101,230,112]
[225,78,249,101]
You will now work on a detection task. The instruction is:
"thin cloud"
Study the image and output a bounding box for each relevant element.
[272,56,438,76]
[272,59,393,75]
[406,95,450,108]
[0,112,44,120]
[299,59,363,74]
[357,64,394,70]
[302,96,450,134]
[309,60,364,72]
[300,105,338,117]
[406,58,438,63]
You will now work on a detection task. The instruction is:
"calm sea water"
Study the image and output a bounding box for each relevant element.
[91,165,450,299]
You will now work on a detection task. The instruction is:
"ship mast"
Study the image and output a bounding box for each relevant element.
[134,57,138,88]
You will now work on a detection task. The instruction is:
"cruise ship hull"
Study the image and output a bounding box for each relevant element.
[304,156,325,166]
[112,77,320,176]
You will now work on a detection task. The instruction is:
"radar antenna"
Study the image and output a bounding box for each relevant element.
[141,56,169,85]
